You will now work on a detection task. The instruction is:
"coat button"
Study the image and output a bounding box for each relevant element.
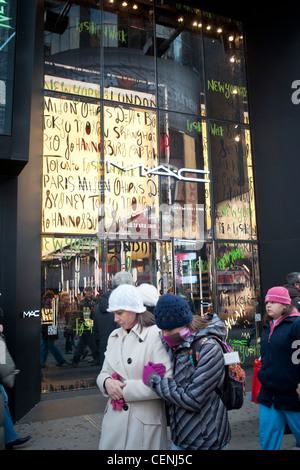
[127,358,132,364]
[123,404,129,411]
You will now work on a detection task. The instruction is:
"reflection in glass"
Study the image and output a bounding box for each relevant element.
[203,13,248,122]
[103,0,156,101]
[44,2,101,94]
[216,242,261,367]
[41,2,261,390]
[102,103,159,240]
[106,240,172,292]
[41,236,104,393]
[155,1,205,114]
[159,111,210,239]
[42,94,101,235]
[173,241,213,317]
[210,121,257,240]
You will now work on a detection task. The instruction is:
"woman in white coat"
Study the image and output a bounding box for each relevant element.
[97,284,172,450]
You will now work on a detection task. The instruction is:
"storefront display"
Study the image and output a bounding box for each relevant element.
[41,0,261,392]
[0,0,17,135]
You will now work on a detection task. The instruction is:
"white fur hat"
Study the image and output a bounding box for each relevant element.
[108,284,146,313]
[136,284,159,307]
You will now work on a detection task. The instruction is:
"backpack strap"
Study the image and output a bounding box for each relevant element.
[189,337,209,367]
[189,335,226,399]
[189,335,225,367]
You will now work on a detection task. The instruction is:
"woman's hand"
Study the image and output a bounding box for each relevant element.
[105,377,126,400]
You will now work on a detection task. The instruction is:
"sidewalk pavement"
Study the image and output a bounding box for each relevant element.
[11,375,298,452]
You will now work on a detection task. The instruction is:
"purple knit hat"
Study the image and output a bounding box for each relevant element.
[265,286,291,305]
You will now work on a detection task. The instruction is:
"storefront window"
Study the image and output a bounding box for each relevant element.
[41,236,104,392]
[203,12,248,123]
[102,102,158,240]
[155,1,205,114]
[103,0,156,100]
[174,240,213,317]
[211,121,257,240]
[44,3,101,97]
[216,242,261,368]
[0,0,17,135]
[42,93,101,235]
[159,111,210,238]
[42,0,261,393]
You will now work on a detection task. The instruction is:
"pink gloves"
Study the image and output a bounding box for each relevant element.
[111,398,125,410]
[143,362,166,386]
[110,373,125,411]
[111,363,166,410]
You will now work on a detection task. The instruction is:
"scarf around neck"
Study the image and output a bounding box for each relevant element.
[162,326,193,349]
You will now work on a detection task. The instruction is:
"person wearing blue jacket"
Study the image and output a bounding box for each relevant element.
[257,286,300,450]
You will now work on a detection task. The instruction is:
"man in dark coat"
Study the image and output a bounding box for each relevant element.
[93,272,133,369]
[283,272,300,312]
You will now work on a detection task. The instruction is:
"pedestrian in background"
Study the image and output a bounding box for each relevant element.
[0,323,31,449]
[143,293,231,450]
[97,284,172,450]
[257,286,300,450]
[283,272,300,312]
[136,283,159,313]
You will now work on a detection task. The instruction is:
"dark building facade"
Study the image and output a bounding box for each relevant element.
[0,0,299,421]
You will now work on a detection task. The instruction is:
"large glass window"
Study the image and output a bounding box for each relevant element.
[42,0,261,392]
[210,121,257,240]
[0,0,17,135]
[216,242,261,368]
[155,1,205,114]
[203,12,248,123]
[103,0,156,100]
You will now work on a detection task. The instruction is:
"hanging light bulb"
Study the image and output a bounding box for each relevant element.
[228,35,234,41]
[178,16,184,23]
[133,3,138,8]
[217,28,222,33]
